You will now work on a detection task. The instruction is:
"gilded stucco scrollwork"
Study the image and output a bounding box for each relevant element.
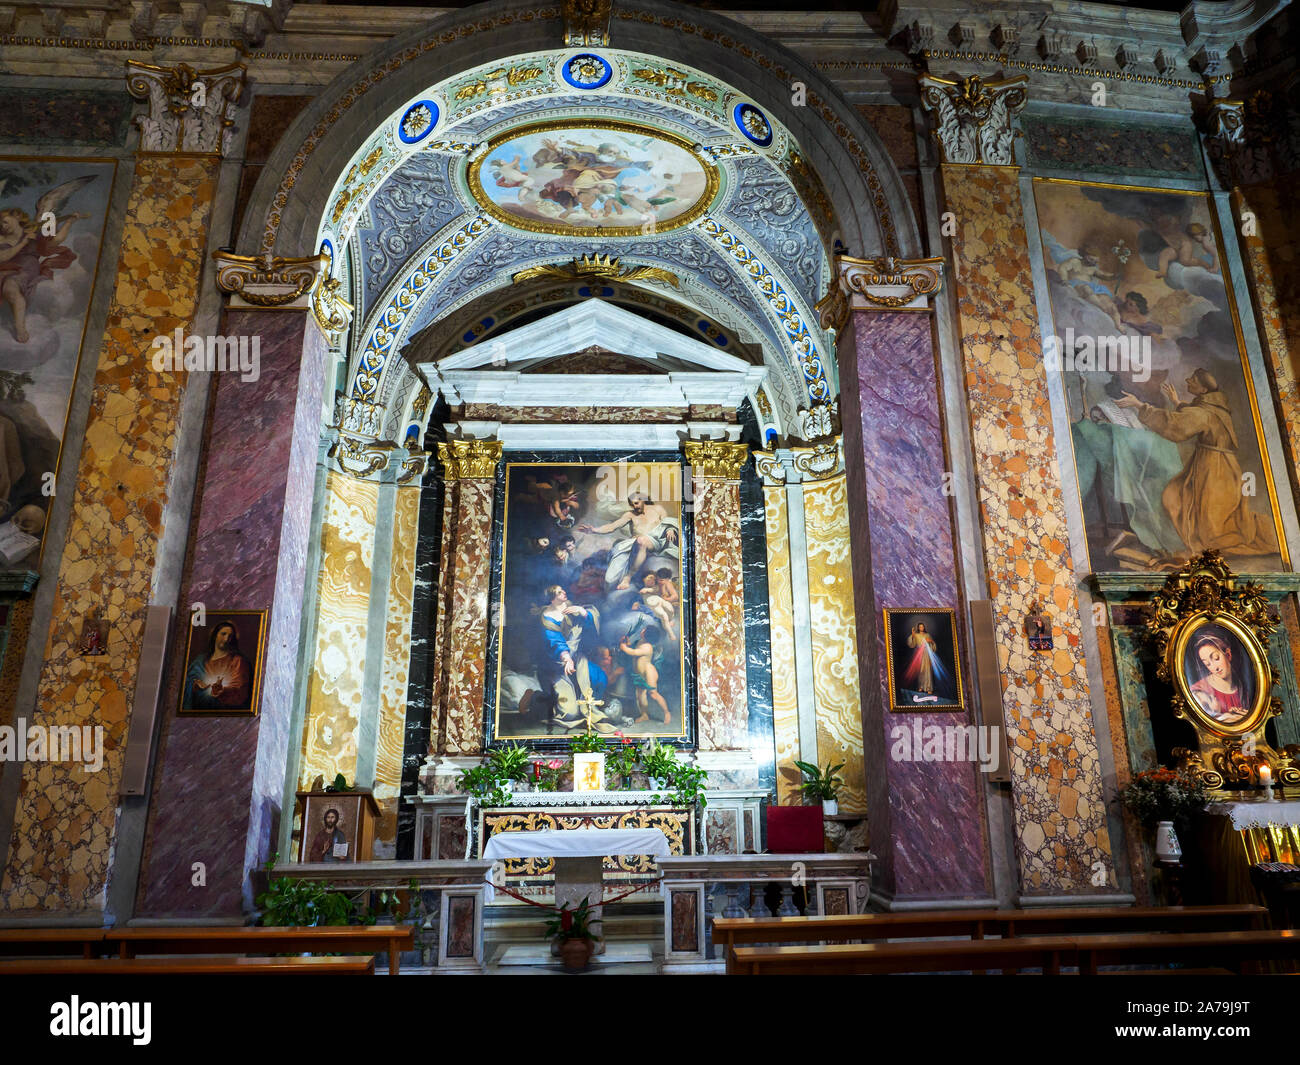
[213,251,325,307]
[818,255,945,326]
[513,253,680,288]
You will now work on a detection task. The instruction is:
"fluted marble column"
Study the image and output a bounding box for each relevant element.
[430,440,502,757]
[683,440,750,751]
[1,62,244,917]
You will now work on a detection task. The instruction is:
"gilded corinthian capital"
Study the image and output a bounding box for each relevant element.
[438,439,503,480]
[917,73,1027,165]
[126,61,246,156]
[684,440,749,480]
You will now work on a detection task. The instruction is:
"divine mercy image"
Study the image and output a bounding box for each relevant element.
[494,461,687,740]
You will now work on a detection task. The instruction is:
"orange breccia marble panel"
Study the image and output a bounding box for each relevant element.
[441,478,495,756]
[944,164,1115,894]
[694,478,748,750]
[0,155,218,914]
[300,471,377,791]
[374,482,420,855]
[763,485,802,805]
[803,475,865,817]
[1235,183,1300,501]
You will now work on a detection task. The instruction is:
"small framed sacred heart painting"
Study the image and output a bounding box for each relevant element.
[883,607,966,712]
[178,609,268,716]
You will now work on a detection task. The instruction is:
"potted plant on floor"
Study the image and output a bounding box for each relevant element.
[795,760,845,815]
[545,898,598,972]
[1118,766,1208,863]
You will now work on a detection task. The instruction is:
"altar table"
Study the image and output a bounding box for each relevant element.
[483,827,671,954]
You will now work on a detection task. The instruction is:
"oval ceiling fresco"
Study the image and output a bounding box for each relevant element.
[467,119,719,237]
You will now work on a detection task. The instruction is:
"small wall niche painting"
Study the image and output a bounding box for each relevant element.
[77,612,108,656]
[1026,603,1054,651]
[1175,614,1264,731]
[883,608,965,712]
[178,609,267,716]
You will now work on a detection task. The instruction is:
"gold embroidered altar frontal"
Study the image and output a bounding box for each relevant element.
[479,805,694,883]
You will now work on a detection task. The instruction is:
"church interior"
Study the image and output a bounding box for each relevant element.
[2,0,1300,991]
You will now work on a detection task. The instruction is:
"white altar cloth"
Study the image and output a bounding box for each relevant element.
[481,828,670,905]
[483,827,670,861]
[1205,800,1300,831]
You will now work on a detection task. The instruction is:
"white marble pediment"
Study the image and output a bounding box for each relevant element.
[419,299,766,411]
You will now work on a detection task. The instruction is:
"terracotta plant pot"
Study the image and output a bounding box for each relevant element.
[559,937,594,972]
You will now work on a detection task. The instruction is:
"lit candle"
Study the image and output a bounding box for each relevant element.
[1260,765,1273,786]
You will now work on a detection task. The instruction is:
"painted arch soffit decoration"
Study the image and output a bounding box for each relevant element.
[317,47,839,417]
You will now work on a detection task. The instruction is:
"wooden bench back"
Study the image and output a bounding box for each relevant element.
[713,905,1267,973]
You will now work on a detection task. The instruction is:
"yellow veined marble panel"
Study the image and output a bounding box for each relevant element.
[763,485,802,805]
[300,471,378,789]
[374,483,420,852]
[802,475,865,816]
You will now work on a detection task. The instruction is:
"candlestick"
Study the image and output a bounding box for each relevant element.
[1260,764,1273,786]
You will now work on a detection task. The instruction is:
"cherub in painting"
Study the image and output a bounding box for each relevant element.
[0,175,96,343]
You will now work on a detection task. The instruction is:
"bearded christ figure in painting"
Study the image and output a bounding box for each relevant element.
[579,491,681,590]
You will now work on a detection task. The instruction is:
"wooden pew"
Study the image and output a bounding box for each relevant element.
[0,928,108,959]
[0,955,376,975]
[713,905,1267,974]
[1077,929,1300,975]
[730,927,1300,975]
[732,935,1080,975]
[105,925,415,975]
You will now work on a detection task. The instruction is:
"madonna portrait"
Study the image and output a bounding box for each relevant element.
[1177,618,1261,729]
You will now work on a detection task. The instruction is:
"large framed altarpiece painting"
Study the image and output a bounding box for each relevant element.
[1033,179,1287,575]
[487,454,694,745]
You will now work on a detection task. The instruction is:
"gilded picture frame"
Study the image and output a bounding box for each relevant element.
[465,117,720,238]
[1166,609,1270,738]
[882,607,966,712]
[177,608,269,717]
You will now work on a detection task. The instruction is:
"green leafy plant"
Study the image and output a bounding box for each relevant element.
[543,897,597,943]
[489,742,533,782]
[666,761,708,810]
[640,738,679,780]
[1118,767,1208,827]
[457,764,513,805]
[325,772,353,792]
[571,733,607,754]
[795,760,844,802]
[256,855,351,927]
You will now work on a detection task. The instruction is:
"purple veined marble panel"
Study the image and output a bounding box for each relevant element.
[839,309,989,902]
[135,309,329,918]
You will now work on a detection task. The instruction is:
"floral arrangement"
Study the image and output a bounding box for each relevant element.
[1118,767,1209,827]
[455,734,708,807]
[606,733,638,788]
